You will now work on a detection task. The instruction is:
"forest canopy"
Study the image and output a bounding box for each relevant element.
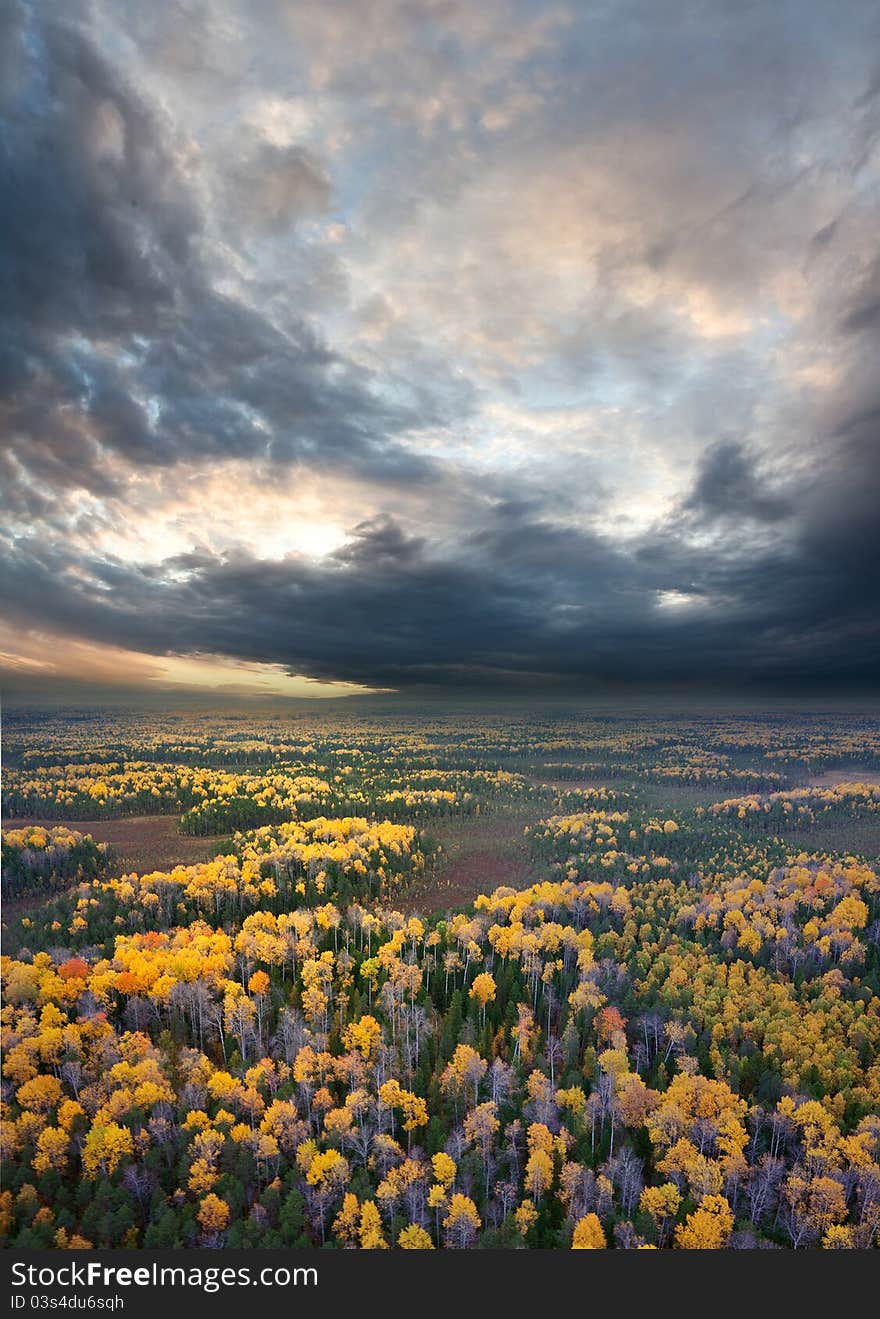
[2,708,878,1250]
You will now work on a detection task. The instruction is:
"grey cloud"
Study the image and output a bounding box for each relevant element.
[840,256,880,334]
[220,141,331,234]
[682,441,794,525]
[0,4,442,508]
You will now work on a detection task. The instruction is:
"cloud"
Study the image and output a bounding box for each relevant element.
[2,0,879,696]
[682,440,794,525]
[3,481,879,693]
[219,140,331,235]
[0,3,441,511]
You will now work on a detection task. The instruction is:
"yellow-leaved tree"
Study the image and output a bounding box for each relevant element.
[674,1194,734,1249]
[572,1213,606,1249]
[398,1224,434,1249]
[197,1194,230,1236]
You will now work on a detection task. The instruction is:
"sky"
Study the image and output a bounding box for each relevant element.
[2,0,879,701]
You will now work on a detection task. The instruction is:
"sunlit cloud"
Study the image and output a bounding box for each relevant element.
[655,590,702,611]
[0,624,380,698]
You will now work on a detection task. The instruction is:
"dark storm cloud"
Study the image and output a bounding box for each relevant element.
[792,246,880,602]
[0,2,435,506]
[3,473,879,690]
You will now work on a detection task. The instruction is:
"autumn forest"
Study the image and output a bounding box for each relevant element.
[1,707,878,1252]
